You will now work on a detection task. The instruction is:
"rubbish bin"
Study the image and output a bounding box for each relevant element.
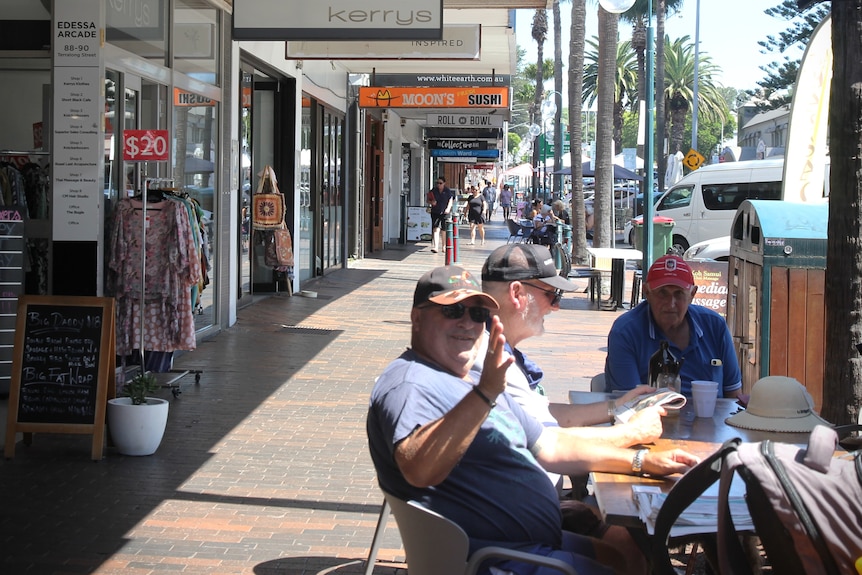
[726,199,828,408]
[633,215,675,256]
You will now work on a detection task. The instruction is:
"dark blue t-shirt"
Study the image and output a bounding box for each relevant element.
[429,185,454,216]
[367,350,563,552]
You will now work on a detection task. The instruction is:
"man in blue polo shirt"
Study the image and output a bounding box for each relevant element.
[605,254,743,398]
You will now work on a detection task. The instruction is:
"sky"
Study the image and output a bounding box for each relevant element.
[514,0,802,93]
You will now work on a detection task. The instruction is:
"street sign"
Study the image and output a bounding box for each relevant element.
[428,139,491,151]
[430,149,499,158]
[538,132,571,154]
[684,148,705,171]
[359,87,508,108]
[425,113,504,128]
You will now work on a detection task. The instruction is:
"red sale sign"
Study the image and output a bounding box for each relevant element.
[123,129,169,161]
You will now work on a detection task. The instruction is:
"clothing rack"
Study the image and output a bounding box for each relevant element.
[0,149,51,155]
[130,178,202,396]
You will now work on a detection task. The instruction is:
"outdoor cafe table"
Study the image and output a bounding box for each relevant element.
[586,247,643,310]
[568,391,812,528]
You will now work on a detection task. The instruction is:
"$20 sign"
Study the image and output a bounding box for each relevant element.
[123,129,169,162]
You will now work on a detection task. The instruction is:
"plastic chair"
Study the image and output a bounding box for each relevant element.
[363,498,391,575]
[382,491,578,575]
[519,219,536,243]
[589,373,606,392]
[629,270,643,309]
[505,219,527,244]
[589,255,614,307]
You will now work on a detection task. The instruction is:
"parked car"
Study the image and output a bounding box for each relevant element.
[633,190,664,216]
[683,235,730,261]
[650,158,784,253]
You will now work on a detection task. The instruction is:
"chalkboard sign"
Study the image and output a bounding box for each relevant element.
[5,295,115,460]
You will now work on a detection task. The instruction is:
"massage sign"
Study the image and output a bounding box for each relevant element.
[689,261,729,317]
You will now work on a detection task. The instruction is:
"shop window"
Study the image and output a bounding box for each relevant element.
[173,0,220,86]
[105,0,168,64]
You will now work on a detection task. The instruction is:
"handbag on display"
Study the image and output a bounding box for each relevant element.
[252,165,285,229]
[262,226,294,270]
[272,226,294,267]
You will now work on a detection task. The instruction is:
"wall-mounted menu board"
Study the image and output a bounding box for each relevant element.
[4,295,115,460]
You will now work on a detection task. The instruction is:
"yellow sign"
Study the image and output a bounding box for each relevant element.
[358,87,509,109]
[684,148,705,171]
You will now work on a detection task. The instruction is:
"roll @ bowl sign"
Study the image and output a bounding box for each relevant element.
[123,129,169,162]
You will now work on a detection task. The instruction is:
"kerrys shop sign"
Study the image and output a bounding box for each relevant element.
[232,0,443,41]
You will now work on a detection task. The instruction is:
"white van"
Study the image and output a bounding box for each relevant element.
[652,158,784,252]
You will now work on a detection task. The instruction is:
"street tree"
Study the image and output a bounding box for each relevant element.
[661,35,727,157]
[583,37,639,154]
[824,0,862,426]
[752,0,829,109]
[567,0,590,265]
[621,0,683,193]
[594,5,619,249]
[531,9,549,198]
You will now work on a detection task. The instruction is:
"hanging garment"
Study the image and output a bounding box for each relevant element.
[108,197,203,356]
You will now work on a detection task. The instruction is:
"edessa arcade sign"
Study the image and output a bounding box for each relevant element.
[232,0,443,40]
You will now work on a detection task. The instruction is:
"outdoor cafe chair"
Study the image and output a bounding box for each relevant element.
[369,491,579,575]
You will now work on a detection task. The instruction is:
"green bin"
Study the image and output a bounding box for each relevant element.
[633,216,674,256]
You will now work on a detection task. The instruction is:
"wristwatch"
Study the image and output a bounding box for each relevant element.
[631,449,648,475]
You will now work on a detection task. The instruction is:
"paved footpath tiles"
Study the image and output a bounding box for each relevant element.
[0,220,635,575]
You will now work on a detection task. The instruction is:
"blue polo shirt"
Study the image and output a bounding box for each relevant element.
[604,301,742,397]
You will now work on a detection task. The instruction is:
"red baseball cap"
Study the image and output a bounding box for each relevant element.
[646,255,694,290]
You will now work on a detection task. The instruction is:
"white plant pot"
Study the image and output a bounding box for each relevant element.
[107,397,169,456]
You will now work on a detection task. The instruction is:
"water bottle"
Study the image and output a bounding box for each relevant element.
[648,340,684,394]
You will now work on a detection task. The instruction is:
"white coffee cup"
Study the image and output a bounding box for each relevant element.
[690,380,719,418]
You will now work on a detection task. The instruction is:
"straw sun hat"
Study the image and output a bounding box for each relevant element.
[726,376,830,432]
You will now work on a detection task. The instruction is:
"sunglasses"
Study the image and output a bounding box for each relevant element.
[422,303,491,323]
[522,282,564,306]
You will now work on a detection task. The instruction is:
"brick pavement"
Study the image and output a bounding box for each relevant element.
[0,219,635,575]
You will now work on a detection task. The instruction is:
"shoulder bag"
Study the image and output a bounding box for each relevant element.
[252,165,285,229]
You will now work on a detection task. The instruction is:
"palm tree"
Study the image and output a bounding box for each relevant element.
[583,37,639,154]
[531,9,548,199]
[621,0,683,192]
[568,0,589,265]
[661,35,727,156]
[593,5,619,249]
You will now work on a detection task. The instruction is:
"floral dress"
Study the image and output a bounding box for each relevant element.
[108,198,202,355]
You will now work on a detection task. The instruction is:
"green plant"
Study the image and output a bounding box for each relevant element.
[120,372,161,405]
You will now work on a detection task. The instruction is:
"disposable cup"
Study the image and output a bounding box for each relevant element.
[690,380,719,418]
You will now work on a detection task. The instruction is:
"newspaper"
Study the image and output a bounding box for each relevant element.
[614,387,687,423]
[632,476,754,536]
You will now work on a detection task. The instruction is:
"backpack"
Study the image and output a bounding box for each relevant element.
[651,424,862,575]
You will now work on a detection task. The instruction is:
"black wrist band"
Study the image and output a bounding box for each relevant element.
[472,385,496,408]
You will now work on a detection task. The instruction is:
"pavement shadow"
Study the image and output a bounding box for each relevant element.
[255,556,405,575]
